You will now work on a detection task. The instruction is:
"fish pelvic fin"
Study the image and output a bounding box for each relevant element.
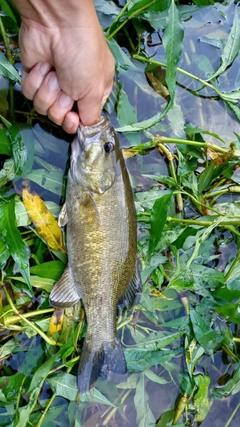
[77,338,127,394]
[49,264,80,308]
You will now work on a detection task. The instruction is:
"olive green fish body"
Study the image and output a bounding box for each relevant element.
[50,117,139,393]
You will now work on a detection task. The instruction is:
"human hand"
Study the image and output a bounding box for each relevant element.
[13,0,115,133]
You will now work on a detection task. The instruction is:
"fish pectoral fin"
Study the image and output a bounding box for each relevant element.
[118,257,142,310]
[49,264,80,308]
[58,203,68,227]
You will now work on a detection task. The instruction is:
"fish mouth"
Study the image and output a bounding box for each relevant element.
[78,116,111,140]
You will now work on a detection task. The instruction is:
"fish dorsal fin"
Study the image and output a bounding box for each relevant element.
[58,203,68,227]
[118,258,142,310]
[50,264,80,308]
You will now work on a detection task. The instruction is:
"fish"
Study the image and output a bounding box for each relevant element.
[49,116,141,393]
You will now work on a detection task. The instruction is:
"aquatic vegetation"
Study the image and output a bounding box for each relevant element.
[0,0,240,426]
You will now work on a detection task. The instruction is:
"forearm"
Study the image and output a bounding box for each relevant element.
[12,0,99,27]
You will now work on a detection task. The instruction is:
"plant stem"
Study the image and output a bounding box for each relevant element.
[167,217,240,226]
[225,249,240,282]
[205,186,240,199]
[3,308,54,326]
[0,16,14,64]
[157,143,183,212]
[36,393,56,427]
[107,0,157,40]
[132,54,224,99]
[3,286,62,346]
[154,136,227,154]
[224,402,240,427]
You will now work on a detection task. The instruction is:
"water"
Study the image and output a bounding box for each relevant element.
[0,1,240,427]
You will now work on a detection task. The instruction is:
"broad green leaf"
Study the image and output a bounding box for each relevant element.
[9,275,55,292]
[220,88,240,103]
[227,101,240,121]
[80,386,116,406]
[162,0,184,100]
[0,198,30,288]
[107,38,137,71]
[15,199,30,227]
[0,0,21,26]
[0,158,15,187]
[30,260,65,281]
[213,364,240,398]
[47,372,77,401]
[25,169,65,196]
[117,87,141,145]
[0,235,10,268]
[193,374,211,422]
[7,124,34,175]
[125,347,182,371]
[148,193,172,256]
[190,310,224,352]
[134,373,156,427]
[47,372,116,406]
[0,51,21,82]
[0,128,11,155]
[15,386,41,427]
[0,338,16,360]
[208,6,240,80]
[116,1,183,133]
[0,373,25,403]
[144,368,169,385]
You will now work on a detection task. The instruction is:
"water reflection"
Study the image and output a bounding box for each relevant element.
[1,2,240,427]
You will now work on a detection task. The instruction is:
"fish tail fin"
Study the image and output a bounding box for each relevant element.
[77,338,127,394]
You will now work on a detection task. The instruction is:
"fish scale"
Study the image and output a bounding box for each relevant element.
[50,116,140,393]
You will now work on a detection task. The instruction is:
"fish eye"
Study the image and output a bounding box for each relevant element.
[104,142,113,154]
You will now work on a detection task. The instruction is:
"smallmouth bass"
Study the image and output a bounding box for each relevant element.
[50,117,141,393]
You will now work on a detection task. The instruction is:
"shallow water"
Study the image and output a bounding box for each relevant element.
[1,2,240,427]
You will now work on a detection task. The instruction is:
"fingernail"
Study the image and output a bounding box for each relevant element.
[47,74,59,91]
[40,62,51,75]
[59,92,72,108]
[64,117,73,128]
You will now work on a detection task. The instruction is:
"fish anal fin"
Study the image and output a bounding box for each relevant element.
[50,264,80,308]
[77,338,127,394]
[118,258,142,311]
[58,203,68,227]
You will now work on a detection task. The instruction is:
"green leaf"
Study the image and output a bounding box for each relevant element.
[213,364,240,398]
[0,235,10,268]
[0,198,30,288]
[0,0,21,26]
[116,1,183,133]
[190,310,224,353]
[8,124,35,175]
[107,38,137,71]
[148,193,172,256]
[0,128,12,155]
[117,87,141,146]
[0,158,15,187]
[25,169,65,196]
[193,374,211,422]
[208,5,240,80]
[30,260,65,281]
[162,0,184,100]
[0,52,21,82]
[134,373,156,427]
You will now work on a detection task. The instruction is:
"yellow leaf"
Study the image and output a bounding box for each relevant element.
[48,308,64,335]
[22,189,66,253]
[150,287,172,300]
